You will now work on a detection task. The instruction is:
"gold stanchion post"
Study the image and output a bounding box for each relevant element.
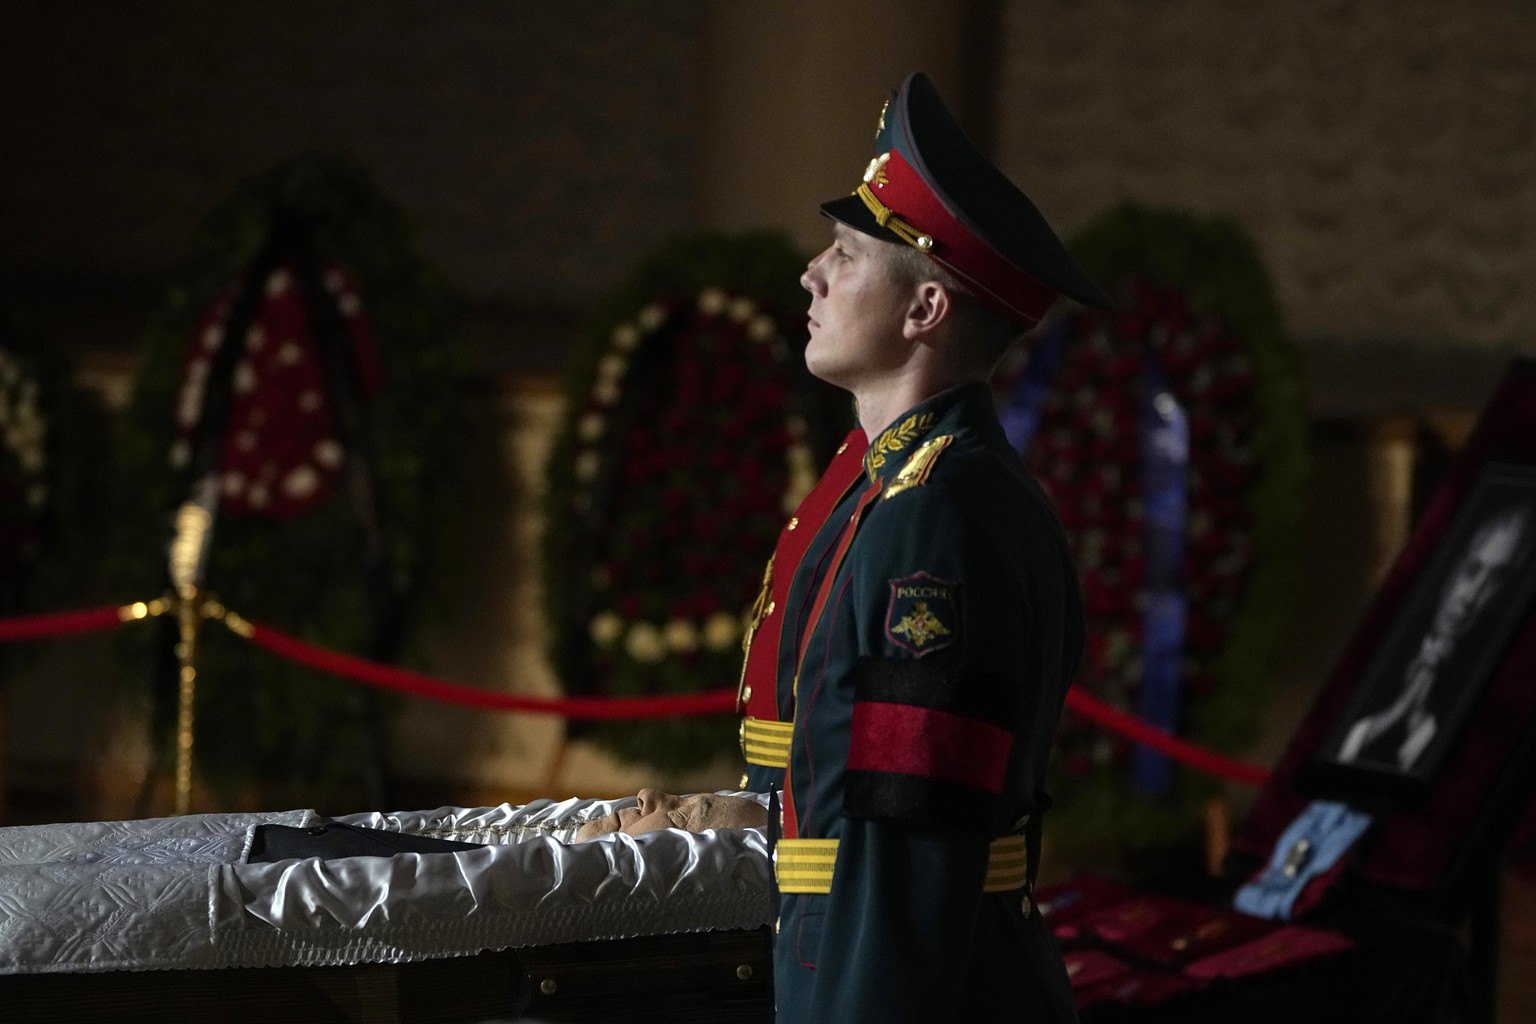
[173,584,200,816]
[168,499,215,816]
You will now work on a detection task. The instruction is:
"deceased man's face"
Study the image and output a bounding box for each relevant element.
[572,788,767,841]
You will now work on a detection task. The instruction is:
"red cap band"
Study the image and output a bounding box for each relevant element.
[861,149,1059,325]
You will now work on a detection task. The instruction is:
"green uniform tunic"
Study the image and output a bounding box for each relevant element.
[773,383,1082,1023]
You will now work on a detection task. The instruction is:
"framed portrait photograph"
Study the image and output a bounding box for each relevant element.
[1315,461,1536,788]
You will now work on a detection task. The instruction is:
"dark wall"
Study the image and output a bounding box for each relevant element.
[0,3,704,321]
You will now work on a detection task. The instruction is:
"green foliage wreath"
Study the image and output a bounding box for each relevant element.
[1039,204,1310,848]
[0,307,106,682]
[542,233,827,774]
[110,154,463,797]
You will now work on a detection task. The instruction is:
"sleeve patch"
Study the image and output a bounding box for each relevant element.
[885,572,960,656]
[847,701,1012,795]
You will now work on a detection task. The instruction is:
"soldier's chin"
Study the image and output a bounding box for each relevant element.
[803,348,851,389]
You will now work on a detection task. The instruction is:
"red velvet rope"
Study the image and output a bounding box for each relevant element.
[0,605,127,642]
[0,604,1273,779]
[240,618,737,720]
[1064,687,1271,786]
[245,616,1270,779]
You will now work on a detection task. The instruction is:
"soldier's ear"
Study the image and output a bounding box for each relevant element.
[902,280,952,340]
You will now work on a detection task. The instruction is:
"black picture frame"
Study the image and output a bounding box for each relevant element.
[1315,461,1536,789]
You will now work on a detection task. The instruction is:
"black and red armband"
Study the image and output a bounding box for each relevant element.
[844,655,1017,832]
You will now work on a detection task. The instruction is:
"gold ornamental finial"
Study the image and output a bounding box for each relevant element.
[169,501,213,596]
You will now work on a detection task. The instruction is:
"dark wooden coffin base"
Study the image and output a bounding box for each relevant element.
[0,927,774,1024]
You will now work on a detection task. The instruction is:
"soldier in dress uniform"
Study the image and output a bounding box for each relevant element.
[761,72,1111,1023]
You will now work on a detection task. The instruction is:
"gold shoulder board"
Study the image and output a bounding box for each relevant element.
[884,434,953,499]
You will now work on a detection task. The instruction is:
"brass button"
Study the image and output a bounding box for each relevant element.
[742,684,753,704]
[736,964,754,981]
[765,601,775,617]
[739,773,749,789]
[775,917,782,935]
[539,978,557,996]
[836,442,848,455]
[1020,893,1033,919]
[786,516,799,531]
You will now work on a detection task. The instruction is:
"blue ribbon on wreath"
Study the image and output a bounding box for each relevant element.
[999,320,1068,453]
[1002,320,1189,796]
[1131,349,1188,795]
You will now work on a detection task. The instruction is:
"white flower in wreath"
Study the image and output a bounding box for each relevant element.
[697,289,727,316]
[728,297,755,323]
[664,618,699,654]
[612,324,641,351]
[589,611,623,647]
[574,450,600,484]
[27,483,45,509]
[282,464,321,500]
[638,304,667,331]
[748,315,776,342]
[703,611,739,652]
[234,360,258,395]
[592,380,620,406]
[596,353,627,383]
[176,383,205,429]
[577,412,605,442]
[10,398,30,431]
[170,440,191,469]
[626,621,665,663]
[314,439,344,469]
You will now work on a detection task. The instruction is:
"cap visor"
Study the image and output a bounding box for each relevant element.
[819,195,906,247]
